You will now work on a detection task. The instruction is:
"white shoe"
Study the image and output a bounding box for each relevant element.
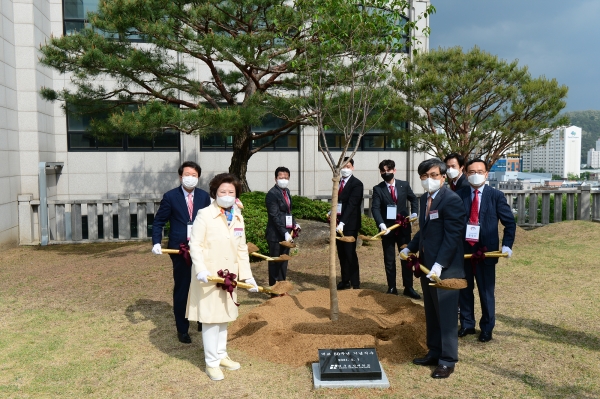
[219,356,241,370]
[205,366,224,381]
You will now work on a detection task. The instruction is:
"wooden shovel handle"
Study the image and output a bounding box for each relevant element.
[419,265,442,284]
[464,252,508,259]
[249,252,274,261]
[206,276,272,294]
[372,224,401,239]
[162,249,180,255]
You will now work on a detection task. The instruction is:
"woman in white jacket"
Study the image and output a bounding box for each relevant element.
[187,173,258,381]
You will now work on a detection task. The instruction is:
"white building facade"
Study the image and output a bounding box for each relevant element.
[522,126,582,178]
[586,139,600,168]
[0,0,431,246]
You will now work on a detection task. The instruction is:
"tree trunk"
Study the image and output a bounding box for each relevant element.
[329,175,341,321]
[229,131,253,192]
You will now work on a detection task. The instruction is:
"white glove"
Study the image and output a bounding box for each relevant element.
[152,244,162,255]
[399,247,410,260]
[245,278,259,293]
[294,223,301,231]
[196,270,210,283]
[379,223,390,235]
[502,246,513,258]
[410,213,418,219]
[336,222,344,234]
[427,263,443,282]
[284,232,293,242]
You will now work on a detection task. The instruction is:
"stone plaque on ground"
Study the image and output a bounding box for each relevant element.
[318,348,382,381]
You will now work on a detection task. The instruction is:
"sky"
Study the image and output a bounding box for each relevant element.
[429,0,600,112]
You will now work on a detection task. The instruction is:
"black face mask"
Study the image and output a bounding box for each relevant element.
[381,173,394,182]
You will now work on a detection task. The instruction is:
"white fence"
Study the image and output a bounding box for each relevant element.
[17,186,600,245]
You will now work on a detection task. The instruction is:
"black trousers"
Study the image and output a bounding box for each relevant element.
[171,254,191,334]
[336,233,360,288]
[421,274,460,367]
[381,230,414,289]
[267,240,290,286]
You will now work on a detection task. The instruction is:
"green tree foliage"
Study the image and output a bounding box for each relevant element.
[39,0,319,191]
[563,110,600,162]
[391,46,569,167]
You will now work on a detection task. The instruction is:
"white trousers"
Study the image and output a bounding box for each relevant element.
[202,322,228,368]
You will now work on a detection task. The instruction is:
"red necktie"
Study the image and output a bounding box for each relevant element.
[469,189,479,225]
[338,179,345,195]
[426,195,432,219]
[187,193,194,221]
[390,185,397,202]
[282,189,290,211]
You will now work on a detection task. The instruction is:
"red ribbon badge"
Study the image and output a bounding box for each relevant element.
[470,246,488,273]
[405,254,422,278]
[179,243,192,267]
[216,269,240,307]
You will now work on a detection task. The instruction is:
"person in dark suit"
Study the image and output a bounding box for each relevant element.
[371,159,420,298]
[335,158,364,290]
[265,166,300,292]
[444,153,470,191]
[457,159,516,343]
[400,158,465,379]
[151,161,211,344]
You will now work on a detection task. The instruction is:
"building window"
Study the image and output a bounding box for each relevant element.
[66,106,180,152]
[200,114,299,151]
[63,0,144,41]
[320,125,408,151]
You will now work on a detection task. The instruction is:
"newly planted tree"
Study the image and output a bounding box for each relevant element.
[295,0,433,320]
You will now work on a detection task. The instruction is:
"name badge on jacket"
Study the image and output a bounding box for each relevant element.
[386,205,397,219]
[429,210,439,220]
[187,222,193,241]
[465,224,480,242]
[285,214,293,228]
[234,228,244,237]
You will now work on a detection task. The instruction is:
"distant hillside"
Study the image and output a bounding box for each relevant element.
[563,110,600,163]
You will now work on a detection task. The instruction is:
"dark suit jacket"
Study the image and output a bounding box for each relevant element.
[448,174,469,192]
[265,185,296,242]
[338,175,364,234]
[458,185,516,264]
[371,179,419,229]
[152,186,211,249]
[407,185,465,279]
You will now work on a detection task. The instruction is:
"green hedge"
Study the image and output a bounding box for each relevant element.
[238,191,379,256]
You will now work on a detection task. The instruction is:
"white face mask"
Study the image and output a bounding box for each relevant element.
[277,179,289,189]
[446,168,459,179]
[340,168,352,178]
[216,195,236,208]
[421,178,441,193]
[181,176,198,189]
[468,173,486,187]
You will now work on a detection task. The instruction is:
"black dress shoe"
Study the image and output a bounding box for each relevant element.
[177,332,192,344]
[386,287,399,295]
[431,364,454,379]
[197,321,202,332]
[337,282,351,290]
[478,331,493,342]
[458,327,476,337]
[403,287,421,299]
[412,355,438,366]
[352,285,360,289]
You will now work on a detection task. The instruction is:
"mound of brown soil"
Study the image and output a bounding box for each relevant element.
[228,289,427,367]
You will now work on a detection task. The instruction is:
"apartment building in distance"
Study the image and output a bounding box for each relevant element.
[587,139,600,168]
[522,126,582,178]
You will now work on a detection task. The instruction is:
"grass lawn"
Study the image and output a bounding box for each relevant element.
[0,221,599,398]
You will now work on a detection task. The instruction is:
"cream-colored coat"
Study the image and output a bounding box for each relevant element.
[186,201,253,324]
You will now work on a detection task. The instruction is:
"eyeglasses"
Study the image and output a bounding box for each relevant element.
[420,173,441,180]
[466,171,486,176]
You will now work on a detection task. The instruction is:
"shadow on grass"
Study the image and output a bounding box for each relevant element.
[497,314,600,352]
[125,299,205,369]
[285,269,389,293]
[470,359,599,399]
[34,241,141,255]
